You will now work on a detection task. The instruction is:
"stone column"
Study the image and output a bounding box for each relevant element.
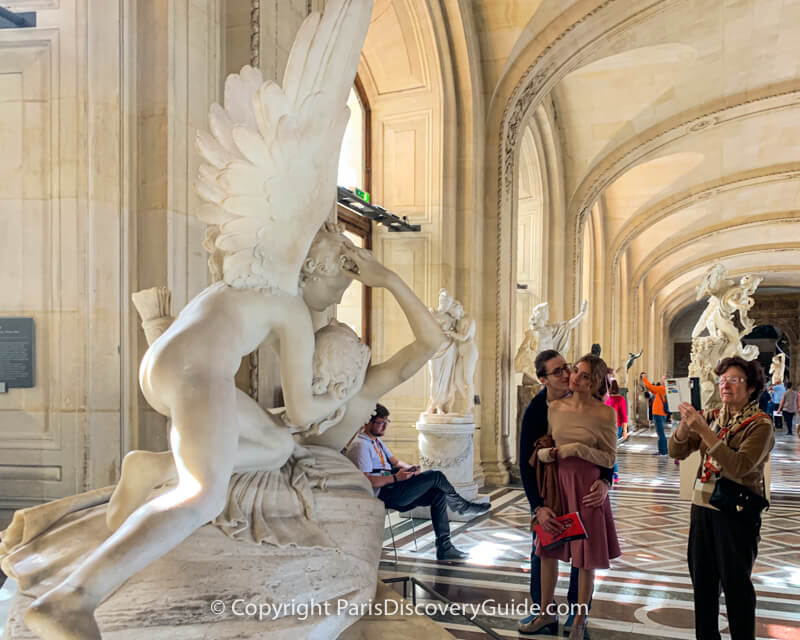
[511,379,540,482]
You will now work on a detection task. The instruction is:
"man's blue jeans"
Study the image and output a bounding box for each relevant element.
[654,414,667,455]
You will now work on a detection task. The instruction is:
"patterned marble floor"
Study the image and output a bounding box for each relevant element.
[379,428,800,640]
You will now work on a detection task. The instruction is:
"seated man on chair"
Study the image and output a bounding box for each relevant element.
[347,404,489,560]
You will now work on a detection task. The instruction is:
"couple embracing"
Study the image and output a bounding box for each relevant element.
[518,350,621,640]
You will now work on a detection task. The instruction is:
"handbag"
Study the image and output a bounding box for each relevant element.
[709,475,769,519]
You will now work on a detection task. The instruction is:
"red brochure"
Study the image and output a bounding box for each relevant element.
[533,512,588,550]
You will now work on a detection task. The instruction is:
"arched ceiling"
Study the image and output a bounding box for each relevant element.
[360,0,430,96]
[540,0,800,323]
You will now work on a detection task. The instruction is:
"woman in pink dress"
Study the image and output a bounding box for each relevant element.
[528,354,621,640]
[605,379,628,483]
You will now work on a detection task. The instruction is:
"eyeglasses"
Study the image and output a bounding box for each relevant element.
[372,418,391,426]
[542,364,572,378]
[717,376,746,385]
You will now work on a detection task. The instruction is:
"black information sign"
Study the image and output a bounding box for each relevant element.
[0,318,35,388]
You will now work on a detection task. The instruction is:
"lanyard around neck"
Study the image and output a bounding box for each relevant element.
[372,439,386,466]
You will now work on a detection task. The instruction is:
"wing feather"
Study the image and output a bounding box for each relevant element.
[224,71,260,129]
[196,178,226,205]
[196,130,231,169]
[221,196,271,219]
[194,1,373,293]
[209,103,239,154]
[283,0,369,114]
[198,163,218,184]
[219,216,268,239]
[254,82,289,143]
[232,126,274,171]
[216,161,267,196]
[196,203,230,225]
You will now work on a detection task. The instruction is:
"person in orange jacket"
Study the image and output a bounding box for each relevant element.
[641,372,668,455]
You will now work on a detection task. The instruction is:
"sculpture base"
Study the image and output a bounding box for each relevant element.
[405,413,487,523]
[1,578,459,640]
[0,447,386,640]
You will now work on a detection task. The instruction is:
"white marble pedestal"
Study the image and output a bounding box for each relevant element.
[404,413,487,523]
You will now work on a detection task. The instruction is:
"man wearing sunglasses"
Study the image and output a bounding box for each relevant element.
[518,350,613,634]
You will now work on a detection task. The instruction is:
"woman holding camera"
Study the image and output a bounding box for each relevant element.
[669,356,774,640]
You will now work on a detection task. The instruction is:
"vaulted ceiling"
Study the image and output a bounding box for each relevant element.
[545,0,800,326]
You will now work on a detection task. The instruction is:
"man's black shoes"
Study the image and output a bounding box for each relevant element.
[436,543,468,561]
[457,501,490,517]
[446,488,490,517]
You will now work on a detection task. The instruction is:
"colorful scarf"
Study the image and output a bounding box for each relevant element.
[700,400,765,482]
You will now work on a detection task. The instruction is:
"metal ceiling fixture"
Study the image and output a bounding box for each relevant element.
[337,187,421,232]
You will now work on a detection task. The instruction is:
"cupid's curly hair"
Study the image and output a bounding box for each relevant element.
[312,320,371,400]
[576,353,609,400]
[714,356,765,402]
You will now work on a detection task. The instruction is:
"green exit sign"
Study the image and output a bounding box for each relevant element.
[355,188,370,203]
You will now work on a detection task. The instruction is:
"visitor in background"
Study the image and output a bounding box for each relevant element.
[758,386,771,417]
[605,379,628,484]
[778,382,798,436]
[527,354,620,640]
[668,356,773,640]
[518,349,612,635]
[771,380,786,430]
[641,373,668,456]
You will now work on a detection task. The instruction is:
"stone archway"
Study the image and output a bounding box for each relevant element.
[750,295,800,385]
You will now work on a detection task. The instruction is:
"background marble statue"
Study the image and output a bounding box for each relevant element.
[514,299,588,380]
[689,264,762,408]
[16,2,375,638]
[449,301,478,415]
[614,349,643,387]
[427,289,458,414]
[426,291,477,416]
[770,351,786,385]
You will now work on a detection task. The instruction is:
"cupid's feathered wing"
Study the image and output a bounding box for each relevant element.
[195,0,373,294]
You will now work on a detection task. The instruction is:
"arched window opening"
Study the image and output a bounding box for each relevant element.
[336,79,372,344]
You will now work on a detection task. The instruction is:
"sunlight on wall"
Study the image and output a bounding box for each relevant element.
[338,88,365,190]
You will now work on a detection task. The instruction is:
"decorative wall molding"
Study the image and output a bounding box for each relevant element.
[250,0,260,67]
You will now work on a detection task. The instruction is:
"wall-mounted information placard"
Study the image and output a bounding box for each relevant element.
[0,318,35,389]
